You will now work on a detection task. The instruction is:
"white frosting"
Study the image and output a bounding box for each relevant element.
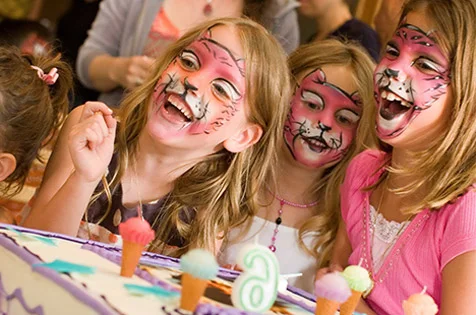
[0,228,315,314]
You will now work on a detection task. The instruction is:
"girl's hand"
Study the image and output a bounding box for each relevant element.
[111,56,154,89]
[68,102,116,183]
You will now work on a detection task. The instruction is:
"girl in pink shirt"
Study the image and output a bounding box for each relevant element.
[329,0,476,314]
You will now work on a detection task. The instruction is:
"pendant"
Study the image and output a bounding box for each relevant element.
[203,0,212,16]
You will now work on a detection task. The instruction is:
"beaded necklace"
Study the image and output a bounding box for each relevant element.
[203,0,213,16]
[267,190,318,252]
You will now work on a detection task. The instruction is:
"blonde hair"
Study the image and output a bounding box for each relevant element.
[0,46,72,195]
[290,39,377,267]
[93,17,290,256]
[375,0,476,214]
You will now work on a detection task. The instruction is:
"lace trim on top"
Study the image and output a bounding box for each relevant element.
[369,205,410,243]
[370,205,410,272]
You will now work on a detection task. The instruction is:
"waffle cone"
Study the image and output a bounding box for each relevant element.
[339,289,362,315]
[315,297,340,315]
[180,272,208,311]
[120,240,144,277]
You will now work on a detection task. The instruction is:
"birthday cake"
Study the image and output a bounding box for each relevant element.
[0,224,316,315]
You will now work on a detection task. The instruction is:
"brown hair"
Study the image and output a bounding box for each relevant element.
[0,46,72,194]
[375,0,476,214]
[243,0,274,23]
[93,17,290,256]
[289,39,377,267]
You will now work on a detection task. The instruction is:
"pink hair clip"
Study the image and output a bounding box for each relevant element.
[30,65,59,85]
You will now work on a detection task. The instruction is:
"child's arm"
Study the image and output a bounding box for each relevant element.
[440,251,476,315]
[23,102,116,236]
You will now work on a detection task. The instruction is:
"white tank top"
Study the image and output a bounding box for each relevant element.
[219,216,318,293]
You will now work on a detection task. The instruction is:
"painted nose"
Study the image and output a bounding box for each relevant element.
[318,121,331,132]
[385,67,407,82]
[183,77,198,96]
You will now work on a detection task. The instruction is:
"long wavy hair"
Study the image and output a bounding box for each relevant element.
[290,39,377,267]
[372,0,476,214]
[91,17,291,256]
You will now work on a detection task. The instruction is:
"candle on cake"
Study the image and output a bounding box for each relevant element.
[231,243,279,313]
[118,217,155,277]
[179,249,219,312]
[314,272,351,315]
[403,287,438,315]
[340,262,372,315]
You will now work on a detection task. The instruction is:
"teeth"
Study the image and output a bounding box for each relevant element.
[381,91,412,108]
[168,96,192,120]
[305,138,326,148]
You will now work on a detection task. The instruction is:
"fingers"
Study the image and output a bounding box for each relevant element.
[329,263,344,272]
[80,102,113,121]
[103,112,117,137]
[126,56,154,88]
[71,111,116,151]
[315,267,330,280]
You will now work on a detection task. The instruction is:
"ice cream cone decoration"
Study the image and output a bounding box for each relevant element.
[179,249,219,312]
[118,217,155,277]
[314,272,351,315]
[340,262,372,315]
[403,286,438,315]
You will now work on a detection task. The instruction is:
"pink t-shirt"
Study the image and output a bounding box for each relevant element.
[341,149,476,314]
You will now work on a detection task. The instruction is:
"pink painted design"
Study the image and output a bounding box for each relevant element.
[148,28,246,140]
[374,24,451,139]
[284,68,361,168]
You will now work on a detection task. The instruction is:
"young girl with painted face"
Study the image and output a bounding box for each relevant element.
[330,0,476,314]
[0,47,72,224]
[23,17,291,256]
[219,39,376,292]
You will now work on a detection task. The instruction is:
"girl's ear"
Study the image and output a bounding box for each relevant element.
[223,123,263,153]
[0,153,16,182]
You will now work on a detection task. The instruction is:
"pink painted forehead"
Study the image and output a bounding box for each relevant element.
[188,28,246,77]
[392,23,448,63]
[301,68,362,107]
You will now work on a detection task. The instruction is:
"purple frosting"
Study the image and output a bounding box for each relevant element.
[0,274,44,315]
[0,224,317,314]
[0,231,116,314]
[314,273,351,302]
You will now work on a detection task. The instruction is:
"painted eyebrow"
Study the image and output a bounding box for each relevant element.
[320,81,359,106]
[199,37,245,77]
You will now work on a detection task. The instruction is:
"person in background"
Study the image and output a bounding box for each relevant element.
[76,0,299,107]
[0,0,43,21]
[299,0,380,61]
[0,18,53,57]
[56,0,102,109]
[373,0,404,48]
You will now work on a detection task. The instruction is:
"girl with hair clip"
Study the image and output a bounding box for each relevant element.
[23,17,291,257]
[326,0,476,314]
[219,39,377,293]
[0,46,72,224]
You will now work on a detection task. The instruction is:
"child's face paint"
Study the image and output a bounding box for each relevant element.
[374,18,451,142]
[146,25,249,151]
[284,66,361,169]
